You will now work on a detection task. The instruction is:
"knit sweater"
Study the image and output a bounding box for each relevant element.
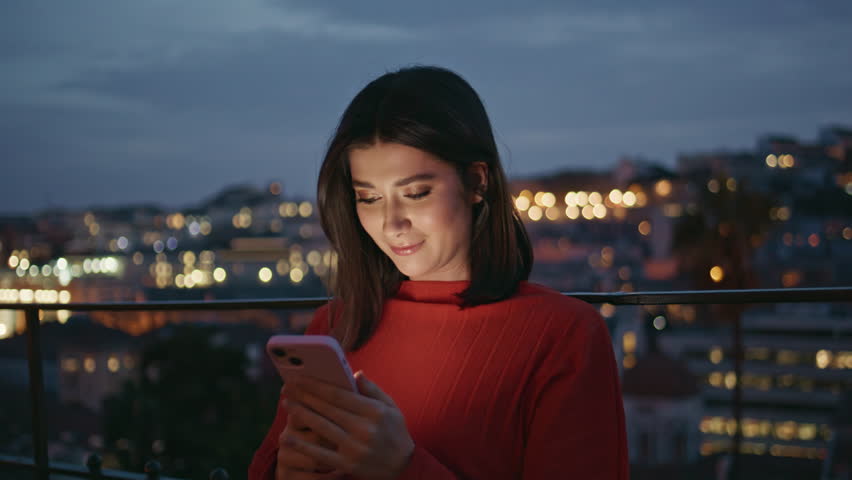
[248,280,628,479]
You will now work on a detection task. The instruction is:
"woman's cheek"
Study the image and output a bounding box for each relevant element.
[428,202,461,231]
[357,209,380,240]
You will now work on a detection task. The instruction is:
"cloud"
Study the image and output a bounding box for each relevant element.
[1,1,851,213]
[468,10,674,48]
[0,0,420,108]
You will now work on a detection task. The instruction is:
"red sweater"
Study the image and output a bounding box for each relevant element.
[248,281,628,479]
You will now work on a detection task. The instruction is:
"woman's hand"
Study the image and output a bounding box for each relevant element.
[276,419,342,480]
[280,371,415,480]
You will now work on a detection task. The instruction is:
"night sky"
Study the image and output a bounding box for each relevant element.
[2,0,851,214]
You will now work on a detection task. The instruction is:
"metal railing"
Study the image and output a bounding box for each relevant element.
[0,286,850,480]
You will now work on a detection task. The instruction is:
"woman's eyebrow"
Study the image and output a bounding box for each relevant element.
[352,173,436,188]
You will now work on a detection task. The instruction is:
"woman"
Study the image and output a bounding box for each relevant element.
[249,66,628,479]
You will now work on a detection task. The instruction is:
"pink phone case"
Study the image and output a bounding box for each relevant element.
[266,335,356,391]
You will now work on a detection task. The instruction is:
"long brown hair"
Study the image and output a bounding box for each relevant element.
[317,66,533,351]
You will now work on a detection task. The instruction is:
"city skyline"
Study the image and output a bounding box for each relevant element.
[2,1,852,214]
[0,97,849,477]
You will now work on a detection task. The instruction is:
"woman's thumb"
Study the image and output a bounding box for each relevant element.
[355,370,394,405]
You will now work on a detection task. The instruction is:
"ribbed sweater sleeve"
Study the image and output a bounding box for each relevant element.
[521,306,628,479]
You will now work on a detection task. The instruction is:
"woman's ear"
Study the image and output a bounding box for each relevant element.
[468,162,489,204]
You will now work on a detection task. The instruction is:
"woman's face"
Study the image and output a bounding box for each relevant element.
[349,142,475,282]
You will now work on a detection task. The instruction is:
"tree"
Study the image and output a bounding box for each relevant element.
[103,325,279,478]
[673,174,773,480]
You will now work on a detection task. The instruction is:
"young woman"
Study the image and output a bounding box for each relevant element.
[249,66,628,480]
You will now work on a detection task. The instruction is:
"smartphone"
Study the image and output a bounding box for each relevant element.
[266,335,356,392]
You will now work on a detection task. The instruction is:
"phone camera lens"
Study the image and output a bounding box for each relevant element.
[288,357,303,366]
[271,348,286,358]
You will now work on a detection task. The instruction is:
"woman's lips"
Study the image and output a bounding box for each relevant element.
[390,241,424,256]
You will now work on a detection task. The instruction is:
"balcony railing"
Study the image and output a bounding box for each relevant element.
[0,286,850,480]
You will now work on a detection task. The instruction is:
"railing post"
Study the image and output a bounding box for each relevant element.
[145,460,162,480]
[729,310,744,480]
[86,453,103,479]
[25,306,49,480]
[209,467,230,480]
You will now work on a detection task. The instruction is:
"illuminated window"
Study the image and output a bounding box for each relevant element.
[545,207,560,221]
[774,421,797,441]
[564,192,577,206]
[707,179,720,193]
[759,420,772,437]
[654,179,672,197]
[608,189,623,204]
[123,355,136,369]
[777,374,795,388]
[710,266,725,283]
[726,419,737,436]
[742,419,760,438]
[798,423,817,441]
[258,267,273,283]
[765,154,778,167]
[588,192,603,205]
[756,376,772,391]
[709,347,723,364]
[699,417,712,433]
[776,350,799,366]
[108,356,120,373]
[527,206,543,221]
[726,178,737,191]
[622,332,636,353]
[565,206,580,220]
[663,204,683,217]
[213,267,228,283]
[708,372,723,387]
[62,358,79,373]
[724,372,737,389]
[746,347,770,361]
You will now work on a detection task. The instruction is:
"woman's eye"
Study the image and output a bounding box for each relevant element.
[357,197,379,205]
[407,190,431,200]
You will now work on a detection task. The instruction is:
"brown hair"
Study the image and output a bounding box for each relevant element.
[317,65,533,351]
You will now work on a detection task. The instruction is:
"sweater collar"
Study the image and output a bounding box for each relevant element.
[394,280,470,305]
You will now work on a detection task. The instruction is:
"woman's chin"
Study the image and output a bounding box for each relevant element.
[395,265,425,280]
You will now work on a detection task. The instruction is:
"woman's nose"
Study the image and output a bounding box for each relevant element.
[383,201,411,237]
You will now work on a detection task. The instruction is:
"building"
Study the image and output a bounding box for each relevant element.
[657,302,852,462]
[623,349,703,466]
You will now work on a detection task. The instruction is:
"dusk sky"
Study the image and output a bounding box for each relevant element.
[2,1,851,214]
